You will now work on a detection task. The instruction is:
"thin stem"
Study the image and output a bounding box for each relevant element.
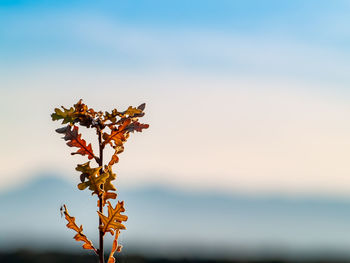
[98,128,105,263]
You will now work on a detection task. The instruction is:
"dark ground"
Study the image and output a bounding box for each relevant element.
[1,251,350,263]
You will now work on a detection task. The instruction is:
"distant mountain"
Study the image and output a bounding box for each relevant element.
[2,174,350,260]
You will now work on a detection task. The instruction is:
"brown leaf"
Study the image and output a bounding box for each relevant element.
[74,99,88,114]
[61,205,97,254]
[137,103,146,111]
[126,121,149,133]
[56,125,96,160]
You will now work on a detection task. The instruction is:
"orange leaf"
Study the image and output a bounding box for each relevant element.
[107,230,123,263]
[108,146,124,166]
[98,192,117,208]
[97,201,128,235]
[56,125,96,160]
[102,119,131,148]
[61,205,97,254]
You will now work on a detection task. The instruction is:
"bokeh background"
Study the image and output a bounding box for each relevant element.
[2,0,350,262]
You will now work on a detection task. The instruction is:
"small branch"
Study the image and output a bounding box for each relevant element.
[98,128,105,263]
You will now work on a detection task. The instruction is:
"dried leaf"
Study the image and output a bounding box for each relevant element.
[74,99,88,114]
[61,205,96,253]
[56,125,95,160]
[102,119,130,148]
[98,192,117,208]
[76,162,106,195]
[108,146,124,166]
[51,106,76,124]
[96,166,118,207]
[98,201,128,235]
[102,104,148,167]
[124,106,143,117]
[104,103,147,125]
[126,121,149,133]
[104,109,121,123]
[107,230,123,263]
[74,99,95,128]
[109,151,119,166]
[52,99,96,127]
[103,166,117,192]
[137,103,146,111]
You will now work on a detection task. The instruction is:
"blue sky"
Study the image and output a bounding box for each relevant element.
[1,1,350,197]
[1,0,350,84]
[1,1,349,67]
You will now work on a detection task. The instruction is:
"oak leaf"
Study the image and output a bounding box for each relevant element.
[104,109,121,123]
[61,205,96,253]
[107,230,123,263]
[52,99,97,128]
[96,166,118,207]
[76,162,106,195]
[102,119,130,148]
[98,201,128,235]
[98,192,117,208]
[109,146,124,166]
[56,125,96,160]
[51,106,76,124]
[103,165,117,192]
[126,121,149,133]
[74,99,88,114]
[124,106,143,117]
[73,99,96,128]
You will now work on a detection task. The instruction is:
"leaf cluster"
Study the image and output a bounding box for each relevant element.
[52,99,148,261]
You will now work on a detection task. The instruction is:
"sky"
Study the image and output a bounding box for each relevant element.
[2,1,350,197]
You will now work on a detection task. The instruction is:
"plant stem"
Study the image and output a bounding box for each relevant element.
[98,129,105,263]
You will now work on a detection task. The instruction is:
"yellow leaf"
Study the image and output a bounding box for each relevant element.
[104,109,121,123]
[124,106,142,117]
[51,106,76,124]
[76,162,106,195]
[103,165,117,192]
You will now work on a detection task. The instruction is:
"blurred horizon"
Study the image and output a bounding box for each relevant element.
[3,173,350,260]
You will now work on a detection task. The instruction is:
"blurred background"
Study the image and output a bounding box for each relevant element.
[2,0,350,262]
